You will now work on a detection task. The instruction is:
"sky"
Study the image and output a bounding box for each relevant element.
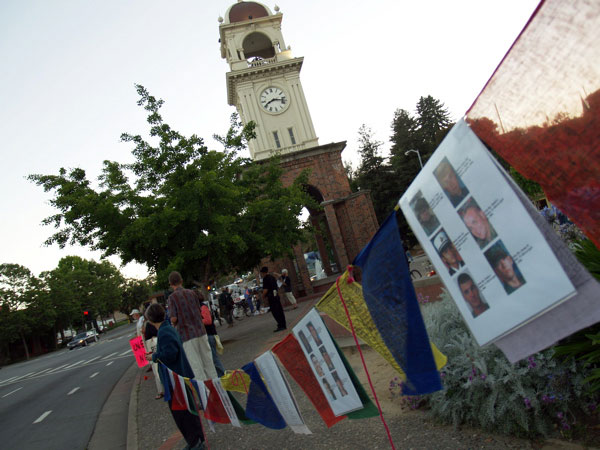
[0,0,539,280]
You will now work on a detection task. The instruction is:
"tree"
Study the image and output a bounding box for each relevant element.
[121,278,153,318]
[0,264,54,359]
[352,125,400,223]
[30,85,312,288]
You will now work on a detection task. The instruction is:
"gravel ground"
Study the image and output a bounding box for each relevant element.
[132,301,583,450]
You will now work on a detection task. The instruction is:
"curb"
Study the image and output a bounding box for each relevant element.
[127,364,144,450]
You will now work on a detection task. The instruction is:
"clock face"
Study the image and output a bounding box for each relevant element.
[260,87,289,113]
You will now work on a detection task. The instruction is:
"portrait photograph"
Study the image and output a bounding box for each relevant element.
[484,241,526,295]
[409,190,440,236]
[433,157,469,207]
[458,197,498,249]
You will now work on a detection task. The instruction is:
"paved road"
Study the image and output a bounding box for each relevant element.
[0,324,137,450]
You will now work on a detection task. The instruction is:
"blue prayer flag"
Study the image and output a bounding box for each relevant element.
[242,362,287,429]
[353,211,442,395]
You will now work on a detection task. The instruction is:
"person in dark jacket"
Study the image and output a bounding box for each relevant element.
[145,303,205,450]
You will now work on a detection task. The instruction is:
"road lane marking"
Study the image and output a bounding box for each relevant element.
[101,352,118,360]
[106,361,113,366]
[119,349,132,356]
[47,364,69,374]
[65,360,86,369]
[26,368,53,378]
[12,372,35,381]
[0,376,19,383]
[67,387,80,395]
[90,372,99,378]
[33,410,52,423]
[2,387,23,398]
[84,356,100,364]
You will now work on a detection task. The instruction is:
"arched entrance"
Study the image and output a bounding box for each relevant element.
[274,141,379,297]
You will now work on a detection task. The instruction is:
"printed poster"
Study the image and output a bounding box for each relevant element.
[292,308,362,416]
[129,336,149,368]
[399,119,575,345]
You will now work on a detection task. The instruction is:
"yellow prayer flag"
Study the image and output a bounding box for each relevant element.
[220,369,252,394]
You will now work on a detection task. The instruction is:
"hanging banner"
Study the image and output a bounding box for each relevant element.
[255,351,311,434]
[129,336,149,368]
[292,309,362,416]
[242,362,287,429]
[272,334,346,428]
[213,378,241,427]
[399,119,576,345]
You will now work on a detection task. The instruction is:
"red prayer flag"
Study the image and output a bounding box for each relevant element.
[204,379,231,424]
[272,334,346,428]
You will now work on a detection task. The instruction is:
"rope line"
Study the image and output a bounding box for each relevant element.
[335,271,396,450]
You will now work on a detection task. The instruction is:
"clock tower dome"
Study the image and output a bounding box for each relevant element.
[219,1,319,160]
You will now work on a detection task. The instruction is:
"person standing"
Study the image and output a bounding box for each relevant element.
[278,269,298,309]
[131,309,144,337]
[218,287,234,327]
[145,303,206,450]
[261,266,286,332]
[196,291,225,377]
[144,317,164,399]
[167,271,217,382]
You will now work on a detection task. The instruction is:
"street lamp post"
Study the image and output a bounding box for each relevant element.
[404,149,423,169]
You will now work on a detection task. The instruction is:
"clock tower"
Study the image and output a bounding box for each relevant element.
[218,1,379,298]
[219,1,319,160]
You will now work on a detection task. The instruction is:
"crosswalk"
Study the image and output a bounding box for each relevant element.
[0,348,134,388]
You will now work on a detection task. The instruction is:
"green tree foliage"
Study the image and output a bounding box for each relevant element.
[29,85,311,287]
[352,125,398,223]
[47,256,123,334]
[0,264,55,359]
[389,96,453,189]
[121,278,153,316]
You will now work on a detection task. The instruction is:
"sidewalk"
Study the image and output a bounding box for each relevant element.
[127,299,570,450]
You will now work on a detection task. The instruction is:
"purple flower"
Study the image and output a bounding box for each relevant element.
[468,375,473,381]
[440,372,446,378]
[480,374,487,380]
[524,398,532,409]
[527,356,537,369]
[561,422,571,430]
[557,411,564,419]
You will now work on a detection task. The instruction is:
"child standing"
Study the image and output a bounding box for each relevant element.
[145,303,205,450]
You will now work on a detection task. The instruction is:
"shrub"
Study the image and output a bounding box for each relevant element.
[418,293,597,438]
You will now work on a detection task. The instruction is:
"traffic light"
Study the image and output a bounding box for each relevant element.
[84,310,89,316]
[207,286,211,291]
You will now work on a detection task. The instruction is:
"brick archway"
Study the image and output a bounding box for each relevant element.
[274,141,379,298]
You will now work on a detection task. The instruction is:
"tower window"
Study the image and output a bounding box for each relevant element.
[288,128,296,145]
[273,131,281,148]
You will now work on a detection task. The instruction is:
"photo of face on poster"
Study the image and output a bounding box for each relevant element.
[292,309,363,416]
[331,371,349,397]
[307,321,323,346]
[409,191,440,236]
[297,330,312,354]
[319,346,335,371]
[434,157,469,207]
[457,271,490,318]
[458,197,498,249]
[485,241,526,295]
[310,353,325,377]
[321,378,337,400]
[431,229,465,276]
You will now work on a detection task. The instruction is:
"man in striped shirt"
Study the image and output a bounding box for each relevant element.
[167,271,217,382]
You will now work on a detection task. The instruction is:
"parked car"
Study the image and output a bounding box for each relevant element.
[67,330,98,350]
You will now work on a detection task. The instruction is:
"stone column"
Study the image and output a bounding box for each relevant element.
[323,203,349,270]
[311,215,334,276]
[292,244,313,296]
